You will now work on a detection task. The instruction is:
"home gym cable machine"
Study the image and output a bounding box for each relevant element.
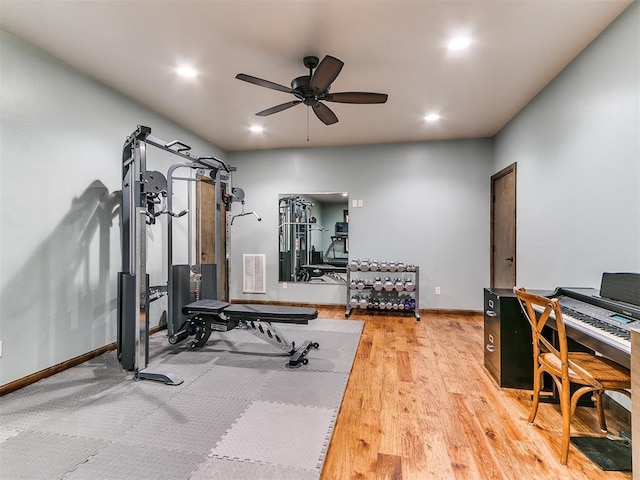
[117,125,233,385]
[118,126,319,386]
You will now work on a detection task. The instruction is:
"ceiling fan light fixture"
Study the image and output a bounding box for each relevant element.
[424,113,441,122]
[249,125,264,133]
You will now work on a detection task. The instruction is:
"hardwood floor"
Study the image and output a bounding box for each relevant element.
[317,308,631,480]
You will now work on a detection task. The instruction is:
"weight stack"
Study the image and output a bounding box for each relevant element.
[200,264,217,300]
[171,265,192,334]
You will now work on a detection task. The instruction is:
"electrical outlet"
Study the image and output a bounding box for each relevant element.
[357,199,364,208]
[435,286,441,295]
[282,282,288,290]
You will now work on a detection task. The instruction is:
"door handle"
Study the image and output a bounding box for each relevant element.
[486,345,496,353]
[505,256,514,262]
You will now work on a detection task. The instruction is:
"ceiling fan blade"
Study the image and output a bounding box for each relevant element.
[310,55,344,94]
[324,92,388,104]
[312,102,339,125]
[236,73,293,94]
[256,100,302,116]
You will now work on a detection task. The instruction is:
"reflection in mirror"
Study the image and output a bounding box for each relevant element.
[279,193,349,284]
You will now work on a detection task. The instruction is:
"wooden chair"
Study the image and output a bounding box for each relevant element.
[513,286,631,465]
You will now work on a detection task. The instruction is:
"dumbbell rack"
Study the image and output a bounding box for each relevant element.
[345,260,420,321]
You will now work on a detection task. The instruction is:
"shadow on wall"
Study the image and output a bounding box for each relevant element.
[0,180,121,373]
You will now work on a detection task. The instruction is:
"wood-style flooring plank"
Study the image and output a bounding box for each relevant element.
[317,308,631,480]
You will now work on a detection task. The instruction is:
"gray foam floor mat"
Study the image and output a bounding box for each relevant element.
[190,455,319,480]
[0,431,108,480]
[63,443,205,480]
[211,400,336,471]
[259,370,350,408]
[0,318,363,480]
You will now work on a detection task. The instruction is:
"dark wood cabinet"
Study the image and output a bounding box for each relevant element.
[483,288,537,389]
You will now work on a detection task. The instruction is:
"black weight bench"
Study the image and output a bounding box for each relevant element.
[169,299,319,367]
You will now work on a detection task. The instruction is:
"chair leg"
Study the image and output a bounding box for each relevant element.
[560,379,572,465]
[528,369,543,424]
[594,390,607,433]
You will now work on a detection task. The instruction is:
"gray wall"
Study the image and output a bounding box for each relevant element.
[494,0,640,289]
[227,140,494,309]
[0,31,225,385]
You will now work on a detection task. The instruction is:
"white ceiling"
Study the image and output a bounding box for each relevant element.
[0,0,632,152]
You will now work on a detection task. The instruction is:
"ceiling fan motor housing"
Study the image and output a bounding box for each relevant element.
[291,75,322,105]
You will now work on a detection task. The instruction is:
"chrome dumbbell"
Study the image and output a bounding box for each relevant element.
[360,258,370,271]
[404,278,415,292]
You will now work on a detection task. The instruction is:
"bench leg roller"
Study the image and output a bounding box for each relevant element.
[288,340,320,367]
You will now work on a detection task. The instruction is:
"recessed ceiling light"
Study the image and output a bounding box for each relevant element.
[249,125,264,133]
[176,66,198,78]
[424,113,441,122]
[447,36,472,51]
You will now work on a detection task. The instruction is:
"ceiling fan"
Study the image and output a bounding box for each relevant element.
[235,55,388,125]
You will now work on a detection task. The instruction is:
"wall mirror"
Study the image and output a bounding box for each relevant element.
[278,192,349,284]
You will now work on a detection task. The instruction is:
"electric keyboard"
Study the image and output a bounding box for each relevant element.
[537,279,640,369]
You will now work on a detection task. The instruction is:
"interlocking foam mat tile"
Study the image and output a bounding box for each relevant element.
[211,400,336,471]
[0,318,364,480]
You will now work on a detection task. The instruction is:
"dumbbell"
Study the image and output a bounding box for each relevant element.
[383,277,394,291]
[360,259,370,271]
[370,260,379,271]
[396,261,405,272]
[350,279,357,290]
[350,296,359,308]
[359,296,368,309]
[379,260,388,272]
[395,278,404,292]
[373,277,383,291]
[404,279,415,292]
[349,259,359,271]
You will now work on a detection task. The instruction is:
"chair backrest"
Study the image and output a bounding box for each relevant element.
[513,287,569,375]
